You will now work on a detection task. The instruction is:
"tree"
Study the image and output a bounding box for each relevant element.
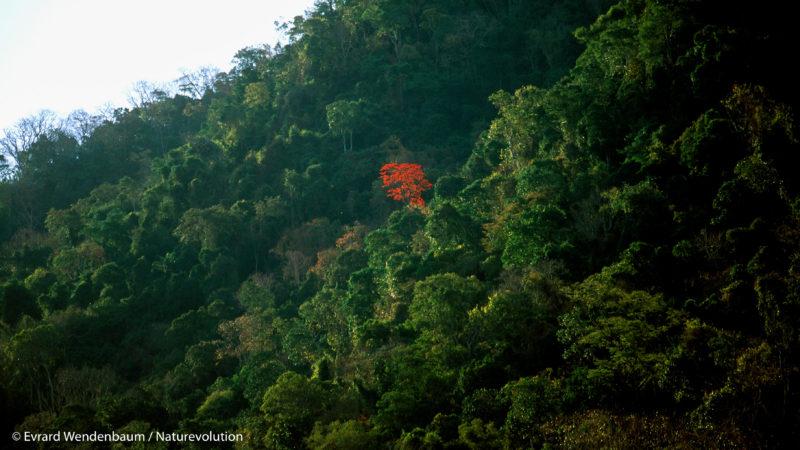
[408,273,485,349]
[176,66,221,99]
[0,110,61,175]
[260,371,328,446]
[380,163,433,207]
[173,205,239,251]
[4,324,63,412]
[305,420,378,449]
[326,99,365,152]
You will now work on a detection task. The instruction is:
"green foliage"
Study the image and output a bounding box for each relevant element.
[502,202,574,267]
[502,371,565,447]
[2,0,799,447]
[196,389,243,420]
[459,418,502,449]
[1,279,40,324]
[260,371,329,446]
[305,419,378,449]
[558,268,687,403]
[408,273,484,348]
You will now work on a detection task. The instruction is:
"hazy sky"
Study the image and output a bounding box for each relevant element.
[0,0,316,133]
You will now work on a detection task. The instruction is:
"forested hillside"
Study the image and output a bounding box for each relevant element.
[2,0,798,447]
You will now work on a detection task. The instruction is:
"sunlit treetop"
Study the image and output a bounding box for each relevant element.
[379,163,432,208]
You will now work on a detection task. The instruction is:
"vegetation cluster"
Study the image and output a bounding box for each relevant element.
[1,0,798,448]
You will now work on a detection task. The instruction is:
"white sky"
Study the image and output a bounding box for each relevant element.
[0,0,316,133]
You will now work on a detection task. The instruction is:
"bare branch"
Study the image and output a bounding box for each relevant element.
[0,110,61,170]
[176,66,221,99]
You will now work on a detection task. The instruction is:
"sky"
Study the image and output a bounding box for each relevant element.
[0,0,316,133]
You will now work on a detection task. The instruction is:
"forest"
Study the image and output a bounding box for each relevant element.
[1,0,798,448]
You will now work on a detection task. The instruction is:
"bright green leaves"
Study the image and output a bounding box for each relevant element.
[173,205,238,251]
[676,109,739,177]
[465,269,563,378]
[299,287,352,355]
[260,370,363,448]
[261,371,328,426]
[3,324,62,412]
[243,81,271,109]
[326,99,367,152]
[660,318,736,404]
[408,273,485,353]
[489,88,539,170]
[306,419,378,449]
[502,203,573,267]
[558,267,687,402]
[2,0,799,446]
[722,84,795,153]
[501,372,565,446]
[488,86,567,169]
[424,201,482,252]
[514,160,569,201]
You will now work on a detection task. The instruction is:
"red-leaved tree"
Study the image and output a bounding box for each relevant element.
[380,163,433,207]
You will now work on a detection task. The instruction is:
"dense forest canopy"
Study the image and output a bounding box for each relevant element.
[2,0,798,447]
